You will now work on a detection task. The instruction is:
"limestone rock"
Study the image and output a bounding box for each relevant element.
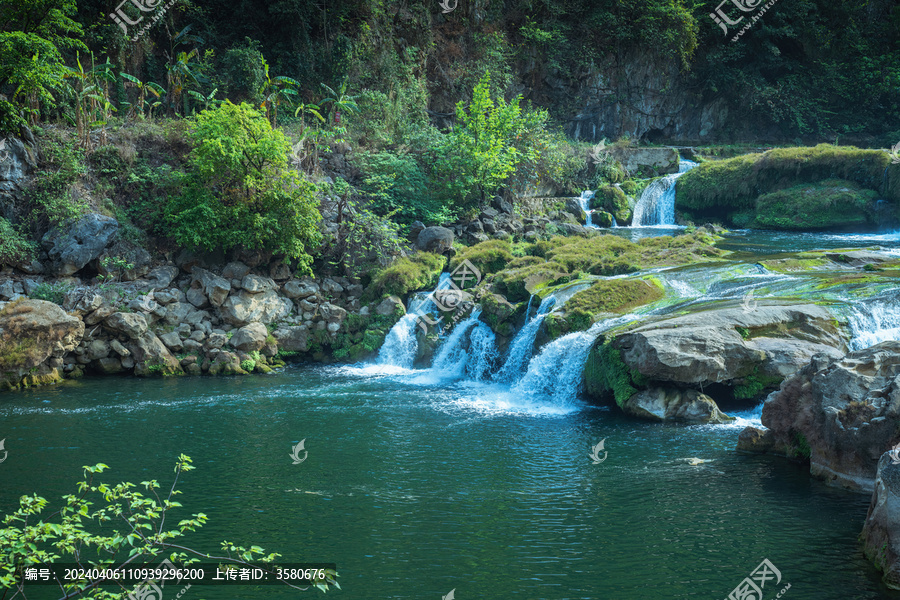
[144,266,179,290]
[129,332,183,376]
[231,323,269,352]
[282,278,319,299]
[241,274,277,294]
[104,312,148,338]
[192,267,230,307]
[416,226,454,253]
[273,326,309,352]
[220,290,292,326]
[736,426,778,454]
[621,387,733,423]
[159,331,184,351]
[222,261,251,280]
[41,213,118,276]
[375,296,405,316]
[862,452,900,589]
[208,351,246,375]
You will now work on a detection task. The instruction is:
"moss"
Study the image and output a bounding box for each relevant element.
[566,278,665,319]
[736,326,751,340]
[754,180,879,230]
[790,431,811,460]
[583,342,647,407]
[592,185,631,222]
[592,211,614,227]
[450,239,515,275]
[677,144,896,226]
[493,259,569,302]
[370,252,445,298]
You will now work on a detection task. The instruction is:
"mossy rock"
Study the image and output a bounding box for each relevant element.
[583,342,649,407]
[753,179,879,230]
[450,239,514,276]
[552,277,665,334]
[592,210,614,227]
[370,252,445,299]
[592,185,632,223]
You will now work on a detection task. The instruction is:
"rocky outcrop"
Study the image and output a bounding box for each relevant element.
[0,299,84,389]
[621,387,733,424]
[41,213,119,276]
[221,290,292,326]
[609,147,679,176]
[761,341,900,491]
[416,226,454,253]
[862,452,900,589]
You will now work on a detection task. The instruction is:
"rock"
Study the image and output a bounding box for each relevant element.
[145,266,179,290]
[565,198,587,224]
[109,339,130,357]
[97,240,152,281]
[736,426,778,454]
[205,332,226,349]
[762,341,900,491]
[97,357,124,374]
[103,312,148,338]
[557,222,589,236]
[220,290,292,326]
[416,226,454,253]
[615,304,846,388]
[222,261,251,280]
[322,278,344,294]
[189,330,205,343]
[177,323,192,339]
[208,351,246,375]
[231,323,269,352]
[241,274,277,294]
[182,339,203,352]
[273,326,309,352]
[159,331,183,352]
[327,322,341,333]
[609,147,679,175]
[409,221,426,241]
[320,302,347,324]
[154,289,179,305]
[0,136,36,210]
[862,451,900,589]
[375,296,405,316]
[282,278,319,299]
[0,281,14,300]
[192,267,230,307]
[41,213,119,276]
[0,299,84,389]
[84,306,116,326]
[492,196,514,214]
[86,339,111,361]
[129,331,183,376]
[269,262,292,280]
[185,286,209,309]
[621,387,733,423]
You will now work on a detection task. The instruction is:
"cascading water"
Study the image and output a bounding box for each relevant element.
[579,190,597,228]
[376,273,451,368]
[494,296,557,382]
[427,309,498,381]
[848,299,900,351]
[511,314,637,406]
[631,159,697,227]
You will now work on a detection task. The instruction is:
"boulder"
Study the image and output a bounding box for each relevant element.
[63,288,104,316]
[103,312,148,338]
[269,262,292,280]
[208,351,246,375]
[97,357,124,374]
[322,278,344,294]
[97,240,152,281]
[41,213,119,276]
[222,261,251,280]
[621,387,733,423]
[86,339,111,361]
[192,267,230,307]
[185,286,209,309]
[273,326,309,352]
[565,198,587,224]
[144,266,179,290]
[220,290,292,326]
[0,299,84,389]
[241,274,277,294]
[319,302,347,324]
[416,226,454,253]
[129,332,183,376]
[282,278,319,299]
[762,341,900,491]
[231,323,269,352]
[609,146,679,175]
[616,304,846,388]
[862,451,900,589]
[0,136,37,218]
[159,331,184,352]
[375,296,405,316]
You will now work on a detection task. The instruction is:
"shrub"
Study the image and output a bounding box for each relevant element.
[355,151,450,226]
[166,102,321,273]
[29,282,71,305]
[240,359,256,372]
[0,217,36,266]
[22,132,87,232]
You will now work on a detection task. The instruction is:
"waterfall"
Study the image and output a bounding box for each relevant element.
[848,299,900,351]
[377,273,451,368]
[428,309,498,380]
[511,314,636,405]
[579,190,597,228]
[494,297,557,383]
[631,159,697,227]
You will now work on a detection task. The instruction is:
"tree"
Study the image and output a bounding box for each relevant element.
[435,73,527,214]
[0,456,340,598]
[166,101,322,273]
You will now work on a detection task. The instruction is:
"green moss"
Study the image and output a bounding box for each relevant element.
[592,210,614,227]
[566,278,665,318]
[790,431,811,460]
[736,326,751,340]
[754,180,879,230]
[450,239,515,275]
[370,252,445,298]
[583,342,647,407]
[592,185,631,222]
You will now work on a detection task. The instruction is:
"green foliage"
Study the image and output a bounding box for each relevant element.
[371,252,445,299]
[356,151,450,227]
[0,218,36,266]
[0,456,340,595]
[240,359,256,372]
[166,102,321,271]
[123,162,183,237]
[791,431,812,460]
[583,342,647,407]
[22,131,87,232]
[219,38,266,103]
[30,282,72,305]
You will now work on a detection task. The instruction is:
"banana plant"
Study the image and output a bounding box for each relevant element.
[62,52,109,149]
[294,101,325,131]
[320,80,359,125]
[187,87,220,112]
[166,48,199,116]
[257,57,300,127]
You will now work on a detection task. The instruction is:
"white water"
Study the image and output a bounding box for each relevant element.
[377,273,451,368]
[631,159,697,227]
[848,299,900,351]
[494,297,557,383]
[579,190,597,228]
[427,309,498,381]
